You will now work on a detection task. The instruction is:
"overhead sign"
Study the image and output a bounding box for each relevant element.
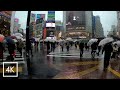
[47,11,55,21]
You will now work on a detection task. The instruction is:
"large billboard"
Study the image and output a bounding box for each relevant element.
[66,11,86,31]
[47,11,55,21]
[0,11,12,36]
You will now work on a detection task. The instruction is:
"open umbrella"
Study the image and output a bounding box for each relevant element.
[113,41,120,47]
[16,36,22,40]
[0,34,4,42]
[98,37,114,46]
[87,39,98,46]
[66,37,73,41]
[14,33,23,37]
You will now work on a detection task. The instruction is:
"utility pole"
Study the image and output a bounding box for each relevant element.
[26,11,31,77]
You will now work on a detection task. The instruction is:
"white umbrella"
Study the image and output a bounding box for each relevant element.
[66,37,73,41]
[98,37,114,46]
[35,38,40,41]
[87,39,98,46]
[113,41,120,47]
[14,33,23,37]
[16,36,22,40]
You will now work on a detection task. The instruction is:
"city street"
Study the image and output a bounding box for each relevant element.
[19,45,120,79]
[0,11,119,79]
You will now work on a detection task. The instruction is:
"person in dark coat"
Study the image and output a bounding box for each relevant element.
[75,42,77,49]
[66,41,70,52]
[79,42,84,57]
[102,42,113,71]
[0,42,4,60]
[47,41,50,54]
[28,40,33,57]
[91,42,98,56]
[85,43,88,51]
[7,43,15,61]
[51,42,56,52]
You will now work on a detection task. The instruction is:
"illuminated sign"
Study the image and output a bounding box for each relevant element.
[46,23,55,27]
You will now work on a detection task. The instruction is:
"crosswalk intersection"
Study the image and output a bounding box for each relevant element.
[0,50,25,65]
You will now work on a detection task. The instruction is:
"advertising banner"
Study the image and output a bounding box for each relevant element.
[47,11,55,21]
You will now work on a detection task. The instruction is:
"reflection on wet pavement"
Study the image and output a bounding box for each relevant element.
[18,46,120,79]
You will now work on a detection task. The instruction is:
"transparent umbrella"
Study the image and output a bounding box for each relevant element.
[98,37,114,46]
[87,39,98,46]
[113,41,120,47]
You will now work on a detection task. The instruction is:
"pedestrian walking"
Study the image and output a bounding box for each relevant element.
[79,42,84,57]
[7,43,15,61]
[29,39,33,57]
[51,42,56,52]
[91,42,98,58]
[66,41,70,52]
[97,46,101,56]
[102,42,113,71]
[75,42,77,49]
[85,43,88,51]
[60,41,64,52]
[47,41,50,54]
[111,43,118,59]
[17,39,24,57]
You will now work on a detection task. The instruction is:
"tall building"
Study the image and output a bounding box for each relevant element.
[117,11,120,37]
[13,18,19,33]
[94,16,104,37]
[108,25,117,36]
[10,11,16,35]
[0,11,12,36]
[63,11,93,39]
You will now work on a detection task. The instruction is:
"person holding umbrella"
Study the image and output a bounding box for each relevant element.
[5,36,15,61]
[99,37,114,71]
[102,42,113,71]
[79,40,85,58]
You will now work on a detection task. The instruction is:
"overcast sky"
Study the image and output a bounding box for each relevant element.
[15,11,117,36]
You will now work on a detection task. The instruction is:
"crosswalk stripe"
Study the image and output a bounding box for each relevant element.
[108,67,120,78]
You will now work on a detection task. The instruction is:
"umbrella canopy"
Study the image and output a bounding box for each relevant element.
[16,36,22,40]
[66,37,73,41]
[87,39,98,46]
[0,34,5,42]
[14,33,23,37]
[98,37,114,46]
[5,36,15,44]
[44,38,56,42]
[113,41,120,47]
